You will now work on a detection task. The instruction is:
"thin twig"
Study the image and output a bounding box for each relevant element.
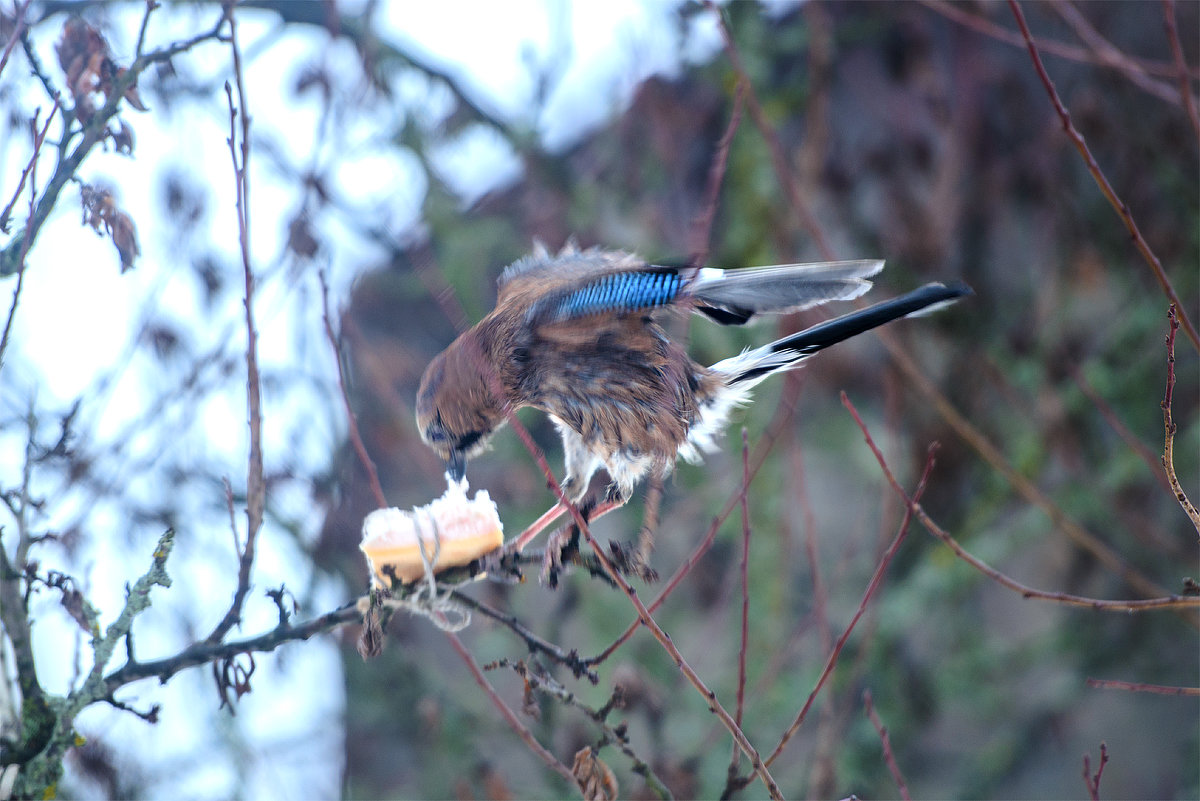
[1068,363,1170,494]
[845,392,1200,614]
[1008,0,1199,351]
[709,1,835,260]
[442,631,579,788]
[572,509,784,800]
[491,658,674,799]
[863,689,912,801]
[726,429,753,783]
[1159,305,1200,536]
[0,0,31,79]
[135,0,161,58]
[320,268,387,509]
[760,430,935,773]
[878,336,1169,600]
[1,10,230,276]
[449,590,599,683]
[1052,2,1190,106]
[1161,0,1200,142]
[1082,742,1109,801]
[689,82,745,266]
[0,105,57,371]
[1086,678,1200,696]
[104,601,362,693]
[920,0,1197,82]
[208,14,263,644]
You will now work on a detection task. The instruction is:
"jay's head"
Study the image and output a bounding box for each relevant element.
[415,334,505,483]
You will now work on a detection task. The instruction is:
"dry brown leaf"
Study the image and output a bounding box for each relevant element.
[572,746,618,801]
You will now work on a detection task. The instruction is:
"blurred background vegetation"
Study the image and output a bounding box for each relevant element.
[2,1,1197,799]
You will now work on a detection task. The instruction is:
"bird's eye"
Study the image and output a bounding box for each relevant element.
[425,423,449,444]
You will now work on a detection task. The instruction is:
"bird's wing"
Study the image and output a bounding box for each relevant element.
[689,259,885,324]
[501,246,887,328]
[499,245,685,326]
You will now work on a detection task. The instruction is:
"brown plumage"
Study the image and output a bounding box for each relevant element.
[416,243,969,503]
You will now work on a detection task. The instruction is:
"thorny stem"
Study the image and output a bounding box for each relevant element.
[1008,0,1199,352]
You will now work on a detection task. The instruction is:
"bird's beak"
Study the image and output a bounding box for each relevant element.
[446,448,466,483]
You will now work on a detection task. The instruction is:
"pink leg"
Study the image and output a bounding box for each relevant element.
[507,497,626,553]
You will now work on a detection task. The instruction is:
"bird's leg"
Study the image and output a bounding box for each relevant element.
[542,496,595,588]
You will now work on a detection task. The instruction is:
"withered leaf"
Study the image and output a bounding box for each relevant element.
[110,210,140,272]
[572,746,618,801]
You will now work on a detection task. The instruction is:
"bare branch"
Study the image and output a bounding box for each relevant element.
[0,0,31,79]
[1086,678,1200,696]
[845,392,1200,614]
[1008,0,1199,351]
[1082,742,1109,801]
[1,10,230,277]
[442,631,578,788]
[1159,305,1200,536]
[207,13,263,644]
[760,431,935,774]
[1162,0,1200,142]
[864,689,912,801]
[320,268,387,509]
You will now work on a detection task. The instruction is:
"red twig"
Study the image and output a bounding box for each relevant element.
[1086,678,1200,696]
[1082,742,1109,801]
[1068,364,1171,494]
[0,104,57,371]
[921,1,1196,82]
[320,269,387,509]
[1159,304,1200,536]
[863,689,912,801]
[442,631,578,787]
[0,102,58,235]
[689,81,745,266]
[761,427,935,771]
[709,1,835,261]
[846,392,1200,613]
[208,14,263,644]
[726,430,753,783]
[1162,0,1200,142]
[0,0,30,79]
[1008,0,1199,352]
[735,427,752,729]
[1052,2,1189,106]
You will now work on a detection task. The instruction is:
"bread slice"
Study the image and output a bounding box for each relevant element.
[360,481,504,587]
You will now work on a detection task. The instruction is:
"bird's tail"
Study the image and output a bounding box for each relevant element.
[710,282,972,386]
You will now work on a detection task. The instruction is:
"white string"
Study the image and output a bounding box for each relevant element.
[378,510,470,632]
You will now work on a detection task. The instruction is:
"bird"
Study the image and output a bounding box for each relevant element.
[416,243,970,507]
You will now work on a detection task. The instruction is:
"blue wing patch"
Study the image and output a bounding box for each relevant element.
[531,270,682,323]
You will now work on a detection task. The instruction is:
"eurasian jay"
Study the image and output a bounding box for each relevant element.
[416,243,969,505]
